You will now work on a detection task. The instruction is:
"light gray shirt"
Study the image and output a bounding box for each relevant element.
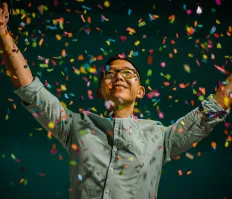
[13,76,230,199]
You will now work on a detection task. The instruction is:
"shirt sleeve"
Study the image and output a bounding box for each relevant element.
[162,94,230,165]
[13,76,73,152]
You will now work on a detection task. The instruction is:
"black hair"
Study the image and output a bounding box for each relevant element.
[100,55,142,84]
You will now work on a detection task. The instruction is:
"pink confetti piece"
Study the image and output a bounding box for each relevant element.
[215,0,221,5]
[186,9,192,15]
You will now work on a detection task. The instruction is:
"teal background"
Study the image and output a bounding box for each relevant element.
[0,0,232,198]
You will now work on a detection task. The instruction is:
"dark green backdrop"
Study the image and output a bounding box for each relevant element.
[0,0,232,198]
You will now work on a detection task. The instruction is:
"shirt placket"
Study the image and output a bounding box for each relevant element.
[102,119,121,199]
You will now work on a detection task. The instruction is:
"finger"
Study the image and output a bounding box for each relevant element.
[2,3,8,12]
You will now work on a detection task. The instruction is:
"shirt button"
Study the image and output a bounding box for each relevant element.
[113,146,117,152]
[109,167,114,172]
[105,189,109,194]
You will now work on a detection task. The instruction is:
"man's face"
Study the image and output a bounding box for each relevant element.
[100,60,145,107]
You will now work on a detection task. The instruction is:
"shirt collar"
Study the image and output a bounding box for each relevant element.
[107,111,134,119]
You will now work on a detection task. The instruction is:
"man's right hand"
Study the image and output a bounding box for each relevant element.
[0,2,9,31]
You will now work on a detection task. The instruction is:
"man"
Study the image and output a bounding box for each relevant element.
[0,2,231,199]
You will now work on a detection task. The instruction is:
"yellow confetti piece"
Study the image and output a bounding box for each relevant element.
[183,64,191,73]
[56,34,62,40]
[181,121,185,125]
[128,156,134,161]
[91,107,97,112]
[104,1,110,7]
[216,19,220,24]
[188,53,194,58]
[134,40,140,46]
[225,141,229,148]
[224,96,230,108]
[216,43,222,49]
[61,84,67,91]
[48,122,55,129]
[202,54,208,59]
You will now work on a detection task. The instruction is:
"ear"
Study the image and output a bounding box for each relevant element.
[97,88,102,99]
[137,86,145,99]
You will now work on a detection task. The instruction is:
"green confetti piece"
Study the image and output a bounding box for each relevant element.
[1,154,6,158]
[11,154,16,160]
[198,95,205,101]
[80,130,86,136]
[145,79,150,85]
[147,69,152,77]
[24,179,28,185]
[166,74,171,80]
[69,161,77,165]
[39,64,48,68]
[32,41,37,47]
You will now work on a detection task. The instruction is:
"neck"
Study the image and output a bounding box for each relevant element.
[110,103,134,118]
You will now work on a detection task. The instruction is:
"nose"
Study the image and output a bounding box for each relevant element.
[114,71,124,81]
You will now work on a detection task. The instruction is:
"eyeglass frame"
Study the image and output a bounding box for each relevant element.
[102,67,141,80]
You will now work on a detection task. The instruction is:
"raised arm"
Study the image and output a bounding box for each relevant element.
[0,2,33,89]
[162,94,230,165]
[1,2,73,151]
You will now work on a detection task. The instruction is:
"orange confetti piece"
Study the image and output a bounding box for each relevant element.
[147,55,153,64]
[61,49,66,57]
[78,54,84,60]
[164,82,170,86]
[191,100,195,106]
[179,83,186,88]
[39,38,44,46]
[169,53,173,58]
[126,27,136,34]
[197,152,201,157]
[47,131,52,139]
[211,142,216,149]
[58,154,63,160]
[186,171,192,175]
[72,144,78,150]
[12,103,16,109]
[192,142,198,147]
[199,87,206,95]
[87,16,91,23]
[20,178,25,183]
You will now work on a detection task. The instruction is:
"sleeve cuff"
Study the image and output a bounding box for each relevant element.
[199,94,230,120]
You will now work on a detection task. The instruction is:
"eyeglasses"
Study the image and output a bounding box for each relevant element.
[103,67,140,80]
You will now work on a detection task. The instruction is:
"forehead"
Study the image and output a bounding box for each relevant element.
[108,60,135,70]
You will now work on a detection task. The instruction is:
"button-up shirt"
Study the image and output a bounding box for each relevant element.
[13,76,230,199]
